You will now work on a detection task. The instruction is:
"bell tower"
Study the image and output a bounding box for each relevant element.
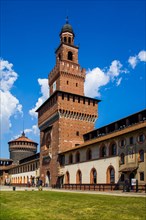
[37,19,100,186]
[49,18,85,96]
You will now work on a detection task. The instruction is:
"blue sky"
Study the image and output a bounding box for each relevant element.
[1,0,146,158]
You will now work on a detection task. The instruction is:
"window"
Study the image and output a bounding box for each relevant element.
[138,134,145,143]
[100,145,106,157]
[140,172,144,181]
[90,168,97,184]
[107,166,115,183]
[130,137,134,145]
[119,139,125,148]
[67,81,69,85]
[76,131,79,136]
[65,171,70,184]
[76,170,82,184]
[120,153,125,164]
[68,51,73,61]
[69,154,73,164]
[64,37,67,43]
[76,83,78,87]
[139,149,144,162]
[109,143,117,156]
[86,148,92,160]
[76,151,80,163]
[68,37,71,44]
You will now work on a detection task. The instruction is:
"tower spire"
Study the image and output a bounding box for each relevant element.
[66,16,69,24]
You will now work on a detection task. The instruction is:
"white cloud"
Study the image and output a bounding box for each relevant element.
[108,60,123,79]
[128,50,146,69]
[128,56,138,69]
[138,50,146,62]
[0,59,23,135]
[29,78,49,118]
[24,124,39,136]
[13,124,39,140]
[84,60,125,98]
[116,77,122,86]
[84,67,109,97]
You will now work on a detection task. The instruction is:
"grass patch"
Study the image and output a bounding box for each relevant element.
[0,191,145,220]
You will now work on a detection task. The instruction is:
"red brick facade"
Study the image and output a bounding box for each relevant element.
[37,21,100,185]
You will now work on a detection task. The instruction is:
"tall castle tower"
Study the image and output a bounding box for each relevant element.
[37,19,100,185]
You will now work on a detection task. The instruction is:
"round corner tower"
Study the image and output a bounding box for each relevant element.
[8,132,38,164]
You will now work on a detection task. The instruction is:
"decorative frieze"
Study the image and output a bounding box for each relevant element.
[58,109,97,123]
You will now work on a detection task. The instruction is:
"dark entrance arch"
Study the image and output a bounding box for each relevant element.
[129,172,135,186]
[46,171,50,186]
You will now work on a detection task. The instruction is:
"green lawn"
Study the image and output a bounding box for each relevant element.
[0,191,145,220]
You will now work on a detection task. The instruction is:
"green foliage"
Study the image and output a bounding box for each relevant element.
[0,191,145,220]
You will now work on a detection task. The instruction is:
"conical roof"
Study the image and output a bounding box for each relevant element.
[8,132,38,145]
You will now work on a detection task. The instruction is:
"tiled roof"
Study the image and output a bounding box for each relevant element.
[8,132,38,144]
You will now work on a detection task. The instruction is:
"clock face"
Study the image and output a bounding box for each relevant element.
[53,81,56,92]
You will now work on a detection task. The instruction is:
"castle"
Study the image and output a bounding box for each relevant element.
[0,20,146,190]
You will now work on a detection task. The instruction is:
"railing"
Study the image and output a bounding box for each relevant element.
[52,183,146,193]
[52,183,118,191]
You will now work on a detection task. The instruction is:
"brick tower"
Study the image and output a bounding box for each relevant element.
[37,19,100,186]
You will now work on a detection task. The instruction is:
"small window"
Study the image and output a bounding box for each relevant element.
[78,97,80,103]
[76,83,78,87]
[68,51,73,61]
[139,149,144,162]
[93,101,95,106]
[76,131,79,136]
[68,37,71,44]
[138,134,145,143]
[76,151,80,163]
[119,139,125,148]
[67,81,69,85]
[69,154,73,164]
[130,137,134,145]
[86,149,92,161]
[110,143,117,156]
[67,94,70,101]
[140,172,144,181]
[64,37,67,43]
[88,100,90,105]
[83,99,85,104]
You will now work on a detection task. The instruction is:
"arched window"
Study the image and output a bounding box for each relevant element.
[68,37,71,44]
[109,143,117,156]
[100,145,106,157]
[69,153,73,164]
[120,153,125,164]
[68,51,73,61]
[65,171,70,184]
[86,148,92,161]
[76,151,80,163]
[139,149,144,162]
[107,166,115,183]
[64,37,67,43]
[76,170,82,184]
[90,168,97,184]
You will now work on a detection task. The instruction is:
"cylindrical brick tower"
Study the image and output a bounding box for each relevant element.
[8,132,38,164]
